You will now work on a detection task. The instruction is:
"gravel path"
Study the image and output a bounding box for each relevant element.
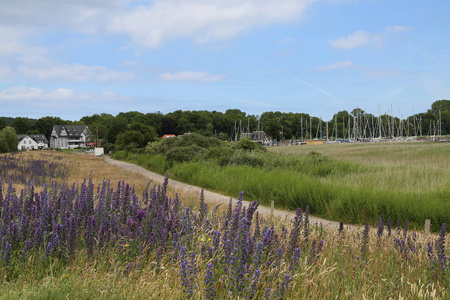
[104,157,342,230]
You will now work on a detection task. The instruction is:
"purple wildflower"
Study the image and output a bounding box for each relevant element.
[377,217,384,239]
[205,262,215,300]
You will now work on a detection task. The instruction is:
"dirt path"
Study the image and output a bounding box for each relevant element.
[104,157,342,230]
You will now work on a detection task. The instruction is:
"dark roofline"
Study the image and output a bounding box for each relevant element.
[17,134,49,144]
[52,125,88,138]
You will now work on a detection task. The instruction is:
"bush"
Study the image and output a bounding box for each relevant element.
[146,137,178,155]
[306,150,329,164]
[166,145,206,163]
[175,133,224,149]
[220,151,264,167]
[232,138,267,152]
[0,127,18,153]
[203,146,235,161]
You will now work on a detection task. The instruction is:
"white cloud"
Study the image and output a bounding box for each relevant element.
[0,66,12,78]
[160,71,223,82]
[0,27,26,56]
[0,1,318,50]
[0,0,126,33]
[317,61,354,70]
[0,86,84,101]
[329,30,379,49]
[329,25,411,50]
[0,86,125,108]
[0,26,46,58]
[0,86,45,100]
[18,57,135,82]
[110,0,315,48]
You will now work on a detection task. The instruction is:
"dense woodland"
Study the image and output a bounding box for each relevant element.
[1,100,449,153]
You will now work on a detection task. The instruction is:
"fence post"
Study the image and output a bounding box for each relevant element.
[425,219,431,234]
[271,200,274,217]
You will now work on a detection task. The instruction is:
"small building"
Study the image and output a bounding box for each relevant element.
[50,125,89,149]
[241,131,272,144]
[162,134,177,139]
[17,134,49,150]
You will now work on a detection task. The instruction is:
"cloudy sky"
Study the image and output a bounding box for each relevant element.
[0,0,448,120]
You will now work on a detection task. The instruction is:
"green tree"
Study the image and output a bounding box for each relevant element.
[115,122,157,151]
[429,100,450,115]
[11,117,33,134]
[0,117,6,130]
[0,127,18,153]
[34,116,66,139]
[351,108,365,117]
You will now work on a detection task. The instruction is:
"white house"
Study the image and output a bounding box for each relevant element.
[50,125,89,149]
[17,134,49,150]
[241,131,272,144]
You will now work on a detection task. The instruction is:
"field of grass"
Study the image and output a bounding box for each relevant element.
[0,151,449,299]
[269,142,450,193]
[114,142,450,231]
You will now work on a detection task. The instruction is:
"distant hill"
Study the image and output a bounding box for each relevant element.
[0,117,39,126]
[0,117,15,126]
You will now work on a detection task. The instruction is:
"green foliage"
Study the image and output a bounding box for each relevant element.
[115,122,157,151]
[137,154,169,173]
[218,150,264,167]
[166,145,206,163]
[0,127,18,153]
[11,117,34,134]
[230,151,264,167]
[146,137,177,155]
[34,116,66,139]
[176,132,223,148]
[146,133,225,162]
[203,146,234,161]
[111,150,130,160]
[0,117,6,130]
[231,137,267,152]
[429,99,450,115]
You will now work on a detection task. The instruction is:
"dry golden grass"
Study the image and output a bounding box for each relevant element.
[269,142,450,193]
[5,151,203,208]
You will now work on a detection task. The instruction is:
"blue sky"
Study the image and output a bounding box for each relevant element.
[0,0,448,121]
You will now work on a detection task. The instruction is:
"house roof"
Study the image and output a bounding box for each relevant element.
[242,131,272,140]
[17,134,49,144]
[52,125,88,138]
[162,134,177,139]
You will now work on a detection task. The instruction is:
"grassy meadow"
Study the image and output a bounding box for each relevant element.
[269,142,450,194]
[0,151,449,299]
[114,142,450,231]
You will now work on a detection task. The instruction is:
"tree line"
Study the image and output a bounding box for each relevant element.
[1,100,449,153]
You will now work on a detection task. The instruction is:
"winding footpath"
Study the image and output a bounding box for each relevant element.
[104,157,342,230]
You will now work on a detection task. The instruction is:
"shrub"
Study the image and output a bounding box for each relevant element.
[203,146,235,161]
[166,145,206,163]
[175,133,223,148]
[0,127,18,153]
[146,137,179,155]
[220,151,264,167]
[232,137,267,152]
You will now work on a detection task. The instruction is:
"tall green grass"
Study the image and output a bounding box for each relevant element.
[112,144,450,231]
[168,161,450,230]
